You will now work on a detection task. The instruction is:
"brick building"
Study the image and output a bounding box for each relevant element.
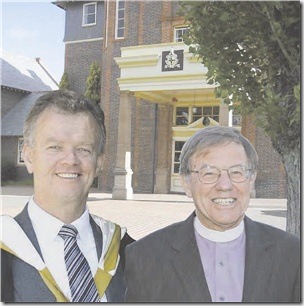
[55,1,286,199]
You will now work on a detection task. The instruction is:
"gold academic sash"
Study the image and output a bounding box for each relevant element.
[1,214,124,302]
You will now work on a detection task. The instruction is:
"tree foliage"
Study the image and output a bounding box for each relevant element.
[181,1,300,236]
[85,62,101,104]
[58,71,69,90]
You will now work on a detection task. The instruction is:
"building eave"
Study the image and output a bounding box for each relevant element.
[1,85,30,94]
[52,1,67,10]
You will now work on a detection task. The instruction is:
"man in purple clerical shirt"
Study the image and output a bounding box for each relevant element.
[124,126,300,302]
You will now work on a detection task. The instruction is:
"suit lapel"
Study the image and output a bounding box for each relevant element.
[242,217,274,302]
[169,212,212,302]
[90,216,103,259]
[13,205,56,302]
[14,204,44,259]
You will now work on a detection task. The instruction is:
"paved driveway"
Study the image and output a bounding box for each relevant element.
[1,186,286,240]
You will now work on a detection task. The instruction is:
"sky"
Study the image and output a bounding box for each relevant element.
[2,1,66,83]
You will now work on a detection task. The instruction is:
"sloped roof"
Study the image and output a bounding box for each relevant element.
[1,50,59,92]
[1,92,46,136]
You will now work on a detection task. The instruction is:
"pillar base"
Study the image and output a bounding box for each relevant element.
[112,167,133,200]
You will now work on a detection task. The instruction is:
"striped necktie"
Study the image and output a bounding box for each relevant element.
[58,224,100,302]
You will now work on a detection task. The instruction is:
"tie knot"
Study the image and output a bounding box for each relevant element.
[58,224,78,240]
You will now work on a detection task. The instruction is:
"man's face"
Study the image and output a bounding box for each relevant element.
[23,107,104,211]
[181,142,255,231]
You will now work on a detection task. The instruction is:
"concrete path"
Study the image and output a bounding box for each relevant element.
[1,186,287,240]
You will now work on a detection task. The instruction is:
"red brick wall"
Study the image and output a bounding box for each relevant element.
[242,116,287,198]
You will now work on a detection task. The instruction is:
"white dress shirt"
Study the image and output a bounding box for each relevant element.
[27,196,106,301]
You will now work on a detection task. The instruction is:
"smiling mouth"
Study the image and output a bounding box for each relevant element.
[56,173,79,179]
[212,198,236,206]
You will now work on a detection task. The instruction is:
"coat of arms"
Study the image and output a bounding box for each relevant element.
[162,49,184,72]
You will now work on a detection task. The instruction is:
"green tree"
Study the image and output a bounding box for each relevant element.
[181,1,300,237]
[59,71,69,90]
[85,62,101,104]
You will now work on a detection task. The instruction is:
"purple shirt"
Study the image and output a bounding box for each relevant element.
[194,220,246,302]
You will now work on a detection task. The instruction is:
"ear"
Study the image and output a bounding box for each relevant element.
[249,172,257,190]
[23,143,34,174]
[95,154,105,177]
[180,175,193,198]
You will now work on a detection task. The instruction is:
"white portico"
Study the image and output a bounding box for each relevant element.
[113,42,228,199]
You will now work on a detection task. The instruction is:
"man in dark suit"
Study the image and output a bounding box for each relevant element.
[124,126,300,302]
[1,90,134,302]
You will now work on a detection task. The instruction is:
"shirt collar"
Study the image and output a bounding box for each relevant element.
[194,216,244,243]
[28,196,91,241]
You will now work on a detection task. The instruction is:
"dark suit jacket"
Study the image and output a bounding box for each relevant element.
[1,205,134,302]
[125,212,300,302]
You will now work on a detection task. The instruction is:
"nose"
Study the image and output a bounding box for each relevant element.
[60,148,79,165]
[215,170,233,190]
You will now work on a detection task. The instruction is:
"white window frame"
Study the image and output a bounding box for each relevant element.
[174,26,190,42]
[115,0,125,39]
[82,2,97,27]
[172,139,187,175]
[17,138,25,165]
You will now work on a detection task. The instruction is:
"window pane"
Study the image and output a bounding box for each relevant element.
[213,116,219,122]
[118,0,125,9]
[213,106,220,115]
[175,141,185,151]
[117,28,124,38]
[87,15,96,24]
[174,164,180,173]
[192,107,202,122]
[87,4,95,14]
[174,152,180,162]
[118,19,124,28]
[192,107,202,115]
[118,10,124,18]
[176,107,189,125]
[203,107,212,116]
[176,107,188,115]
[18,138,24,163]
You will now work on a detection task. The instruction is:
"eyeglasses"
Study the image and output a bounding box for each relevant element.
[190,164,251,184]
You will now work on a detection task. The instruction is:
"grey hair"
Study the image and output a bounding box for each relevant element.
[23,90,106,153]
[179,126,258,177]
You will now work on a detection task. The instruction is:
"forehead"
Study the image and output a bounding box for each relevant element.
[191,142,248,166]
[36,106,94,125]
[34,107,99,136]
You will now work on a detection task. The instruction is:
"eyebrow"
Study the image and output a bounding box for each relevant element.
[43,138,94,147]
[200,163,248,169]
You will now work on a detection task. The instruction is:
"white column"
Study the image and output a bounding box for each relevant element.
[112,91,133,199]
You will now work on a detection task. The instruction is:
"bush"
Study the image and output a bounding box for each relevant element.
[1,159,17,183]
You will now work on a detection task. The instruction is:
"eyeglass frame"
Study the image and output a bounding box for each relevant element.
[190,164,252,184]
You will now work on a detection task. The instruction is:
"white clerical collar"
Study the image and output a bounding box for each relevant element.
[194,216,244,242]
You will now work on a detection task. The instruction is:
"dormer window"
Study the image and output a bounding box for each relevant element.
[174,26,189,42]
[83,2,97,26]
